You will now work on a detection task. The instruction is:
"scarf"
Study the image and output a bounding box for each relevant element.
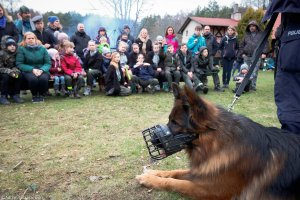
[0,16,6,29]
[139,37,148,55]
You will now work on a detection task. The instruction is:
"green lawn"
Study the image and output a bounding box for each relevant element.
[0,70,279,199]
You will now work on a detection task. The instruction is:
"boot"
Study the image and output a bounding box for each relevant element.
[12,94,24,103]
[83,86,91,96]
[0,95,10,105]
[60,84,66,96]
[74,90,81,98]
[54,84,60,96]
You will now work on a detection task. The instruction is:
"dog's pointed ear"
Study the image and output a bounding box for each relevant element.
[184,85,208,113]
[172,83,181,99]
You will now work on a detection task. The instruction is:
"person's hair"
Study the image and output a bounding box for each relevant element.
[110,51,120,69]
[118,41,128,50]
[227,25,236,32]
[88,40,96,45]
[138,28,149,40]
[0,4,12,22]
[180,43,187,48]
[77,23,84,30]
[165,26,175,37]
[195,25,202,31]
[167,44,174,48]
[63,41,75,49]
[137,53,144,58]
[19,32,42,46]
[131,43,139,50]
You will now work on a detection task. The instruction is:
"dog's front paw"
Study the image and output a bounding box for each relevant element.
[136,174,158,188]
[145,169,167,177]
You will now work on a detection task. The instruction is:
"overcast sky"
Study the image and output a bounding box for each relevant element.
[23,0,240,17]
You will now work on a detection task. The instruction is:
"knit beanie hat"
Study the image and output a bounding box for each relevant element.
[240,63,249,71]
[47,48,58,59]
[5,38,17,47]
[156,35,163,41]
[48,16,59,23]
[19,6,30,14]
[102,47,111,55]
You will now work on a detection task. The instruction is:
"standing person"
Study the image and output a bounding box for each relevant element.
[45,16,62,36]
[116,24,135,45]
[105,52,131,96]
[70,23,91,63]
[16,32,51,103]
[219,26,239,88]
[0,4,18,45]
[0,36,23,104]
[163,26,179,53]
[32,15,56,49]
[237,20,268,91]
[187,25,206,56]
[61,41,84,98]
[83,40,102,96]
[135,28,152,55]
[202,25,224,92]
[48,48,66,96]
[178,43,202,91]
[14,6,35,43]
[263,0,300,134]
[95,26,110,45]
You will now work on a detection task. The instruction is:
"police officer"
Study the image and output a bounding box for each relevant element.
[263,0,300,134]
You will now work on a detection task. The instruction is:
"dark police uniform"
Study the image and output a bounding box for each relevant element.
[263,0,300,134]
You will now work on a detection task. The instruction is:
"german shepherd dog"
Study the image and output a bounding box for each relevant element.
[136,84,300,200]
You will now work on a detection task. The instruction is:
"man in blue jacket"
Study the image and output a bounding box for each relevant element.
[263,0,300,134]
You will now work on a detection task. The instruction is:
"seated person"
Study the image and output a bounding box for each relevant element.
[232,63,253,93]
[116,32,132,54]
[61,41,84,98]
[97,36,110,54]
[131,53,159,94]
[0,37,23,104]
[83,40,102,96]
[146,43,165,90]
[16,32,51,103]
[104,52,131,96]
[164,44,181,92]
[193,47,224,93]
[128,43,140,69]
[48,48,66,96]
[101,47,111,76]
[177,43,203,92]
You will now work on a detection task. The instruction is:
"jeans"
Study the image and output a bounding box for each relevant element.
[54,76,65,86]
[86,69,101,87]
[222,58,234,85]
[23,72,49,96]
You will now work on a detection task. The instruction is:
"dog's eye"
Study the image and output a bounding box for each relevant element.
[171,119,179,126]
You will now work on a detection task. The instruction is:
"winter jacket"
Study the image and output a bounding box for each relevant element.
[163,34,179,53]
[128,51,138,69]
[132,64,155,81]
[187,34,206,55]
[0,16,19,45]
[101,56,111,74]
[98,43,110,54]
[70,31,91,60]
[146,49,165,70]
[134,37,153,55]
[33,29,57,48]
[83,50,102,71]
[16,45,51,73]
[61,53,83,76]
[14,19,35,42]
[193,47,210,74]
[177,49,193,74]
[49,58,64,77]
[0,36,19,75]
[203,32,219,56]
[105,64,125,95]
[219,35,239,60]
[238,20,268,58]
[116,33,135,45]
[164,51,178,72]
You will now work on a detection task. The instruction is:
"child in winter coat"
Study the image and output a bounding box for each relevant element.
[0,36,24,104]
[97,36,110,54]
[61,41,84,98]
[232,63,253,93]
[48,48,66,96]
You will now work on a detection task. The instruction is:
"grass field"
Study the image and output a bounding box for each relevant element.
[0,70,279,200]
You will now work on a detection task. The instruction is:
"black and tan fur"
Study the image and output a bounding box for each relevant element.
[136,84,300,200]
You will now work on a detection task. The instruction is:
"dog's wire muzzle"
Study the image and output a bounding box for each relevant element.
[142,124,198,160]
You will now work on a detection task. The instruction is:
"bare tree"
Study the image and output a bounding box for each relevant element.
[241,0,269,8]
[0,0,21,13]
